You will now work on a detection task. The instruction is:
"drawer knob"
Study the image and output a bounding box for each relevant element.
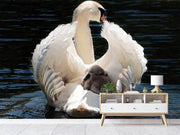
[155,107,158,110]
[133,107,136,110]
[110,107,113,110]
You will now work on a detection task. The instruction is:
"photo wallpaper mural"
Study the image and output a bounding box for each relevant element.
[0,0,179,118]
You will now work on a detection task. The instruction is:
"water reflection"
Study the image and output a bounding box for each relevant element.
[0,0,179,118]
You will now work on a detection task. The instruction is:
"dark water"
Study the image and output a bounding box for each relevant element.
[0,0,179,118]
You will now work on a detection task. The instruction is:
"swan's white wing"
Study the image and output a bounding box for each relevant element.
[32,22,99,116]
[32,22,87,83]
[32,22,87,105]
[96,21,147,89]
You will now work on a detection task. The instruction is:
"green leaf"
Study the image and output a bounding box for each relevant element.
[102,82,116,93]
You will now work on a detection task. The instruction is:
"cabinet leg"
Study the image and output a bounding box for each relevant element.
[161,114,167,126]
[160,115,164,125]
[100,114,106,126]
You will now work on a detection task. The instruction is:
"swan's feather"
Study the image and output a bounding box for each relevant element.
[96,21,147,88]
[32,22,78,83]
[42,67,65,103]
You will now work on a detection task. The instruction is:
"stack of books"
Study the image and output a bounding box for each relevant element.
[105,99,118,103]
[149,100,162,103]
[133,99,143,103]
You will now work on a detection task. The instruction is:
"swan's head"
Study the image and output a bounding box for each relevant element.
[73,1,106,23]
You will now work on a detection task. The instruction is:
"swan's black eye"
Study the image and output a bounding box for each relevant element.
[84,74,91,81]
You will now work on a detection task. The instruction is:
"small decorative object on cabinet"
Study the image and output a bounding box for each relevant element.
[151,75,163,93]
[100,93,168,126]
[116,80,122,93]
[102,83,116,93]
[125,97,130,103]
[143,87,148,93]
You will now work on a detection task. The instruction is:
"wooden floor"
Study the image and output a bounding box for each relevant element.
[0,119,180,135]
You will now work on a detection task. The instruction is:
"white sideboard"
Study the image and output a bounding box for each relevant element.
[99,93,168,126]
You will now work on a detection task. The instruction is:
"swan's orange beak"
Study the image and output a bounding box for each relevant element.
[101,14,106,22]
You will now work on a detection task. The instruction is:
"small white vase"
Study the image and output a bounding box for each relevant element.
[116,80,122,93]
[143,89,148,93]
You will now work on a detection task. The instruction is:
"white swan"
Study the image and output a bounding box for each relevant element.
[32,1,147,117]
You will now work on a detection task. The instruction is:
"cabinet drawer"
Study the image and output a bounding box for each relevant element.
[101,103,124,113]
[100,103,167,113]
[139,104,167,113]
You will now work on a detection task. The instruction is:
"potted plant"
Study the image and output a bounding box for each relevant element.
[102,82,116,93]
[143,87,148,93]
